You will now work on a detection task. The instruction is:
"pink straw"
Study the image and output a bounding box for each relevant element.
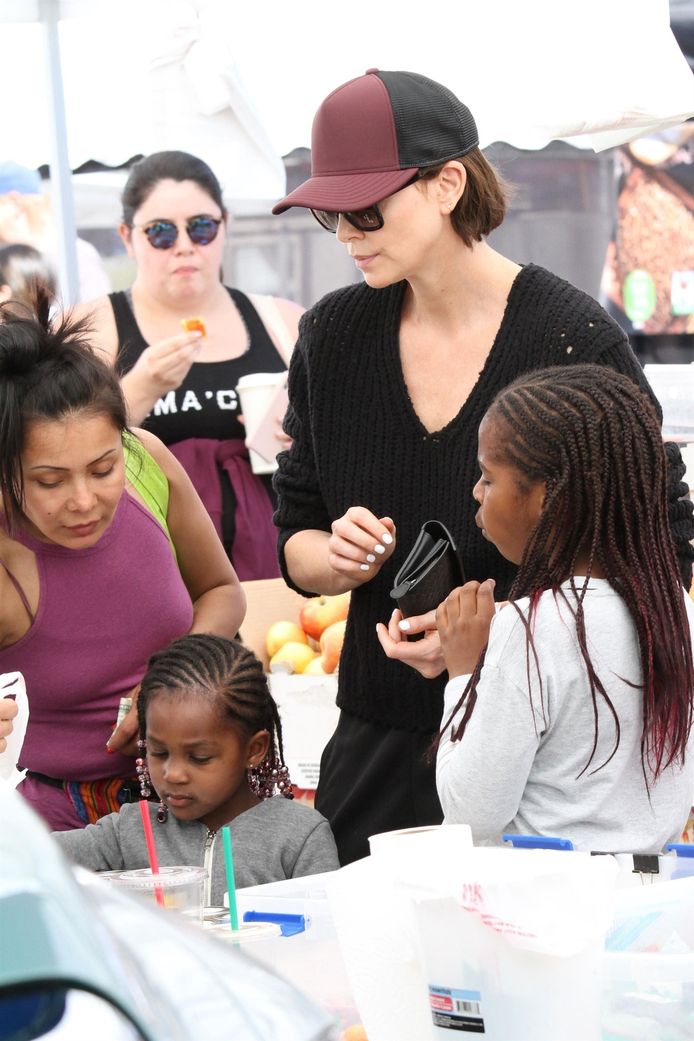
[138,800,164,906]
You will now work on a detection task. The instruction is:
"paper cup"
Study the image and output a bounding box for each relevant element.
[236,371,286,474]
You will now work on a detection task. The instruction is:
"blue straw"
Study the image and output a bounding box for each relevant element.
[221,825,239,931]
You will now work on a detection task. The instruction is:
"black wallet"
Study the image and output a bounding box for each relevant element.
[389,520,465,621]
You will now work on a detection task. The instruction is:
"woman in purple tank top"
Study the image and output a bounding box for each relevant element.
[0,295,246,830]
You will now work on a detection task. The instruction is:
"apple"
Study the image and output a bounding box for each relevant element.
[269,641,317,674]
[303,655,328,676]
[319,619,347,674]
[299,591,350,641]
[266,620,308,658]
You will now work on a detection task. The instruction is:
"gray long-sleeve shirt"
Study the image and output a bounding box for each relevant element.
[437,580,694,853]
[54,796,339,905]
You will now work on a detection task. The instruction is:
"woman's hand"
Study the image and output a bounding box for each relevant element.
[376,608,446,678]
[0,696,18,754]
[121,331,203,424]
[237,412,292,451]
[106,684,141,757]
[275,415,292,451]
[436,580,496,679]
[328,507,396,588]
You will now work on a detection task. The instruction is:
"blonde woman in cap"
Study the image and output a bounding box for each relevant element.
[271,69,694,864]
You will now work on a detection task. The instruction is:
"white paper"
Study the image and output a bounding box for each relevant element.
[0,671,29,787]
[268,674,339,789]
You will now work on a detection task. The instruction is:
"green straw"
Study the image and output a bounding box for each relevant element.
[221,825,239,931]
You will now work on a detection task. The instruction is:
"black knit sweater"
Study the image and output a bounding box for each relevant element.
[274,264,693,734]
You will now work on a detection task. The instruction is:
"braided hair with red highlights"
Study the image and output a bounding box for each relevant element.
[448,363,693,780]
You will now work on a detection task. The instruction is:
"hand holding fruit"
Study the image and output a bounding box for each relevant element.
[128,329,203,398]
[328,507,396,588]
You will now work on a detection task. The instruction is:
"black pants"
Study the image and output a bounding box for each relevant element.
[315,711,443,865]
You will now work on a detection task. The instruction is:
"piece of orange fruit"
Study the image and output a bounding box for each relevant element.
[181,317,206,336]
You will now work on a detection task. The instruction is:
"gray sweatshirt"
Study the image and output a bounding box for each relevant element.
[438,580,694,852]
[54,797,340,905]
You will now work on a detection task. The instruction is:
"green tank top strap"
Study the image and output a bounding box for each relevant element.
[122,430,176,560]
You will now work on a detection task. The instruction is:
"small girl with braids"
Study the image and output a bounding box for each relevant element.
[436,363,694,853]
[55,634,339,902]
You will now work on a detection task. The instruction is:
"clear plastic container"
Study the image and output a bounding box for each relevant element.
[602,949,694,1040]
[601,874,694,1039]
[207,920,283,945]
[102,865,207,920]
[232,872,360,1033]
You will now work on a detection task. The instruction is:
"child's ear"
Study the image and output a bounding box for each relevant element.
[534,480,547,516]
[246,729,270,767]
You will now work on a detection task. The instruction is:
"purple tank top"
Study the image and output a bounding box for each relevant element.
[0,492,193,781]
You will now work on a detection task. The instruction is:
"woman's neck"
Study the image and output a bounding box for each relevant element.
[403,240,521,331]
[131,277,229,319]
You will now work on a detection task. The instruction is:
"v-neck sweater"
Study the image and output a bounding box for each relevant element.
[273,264,670,734]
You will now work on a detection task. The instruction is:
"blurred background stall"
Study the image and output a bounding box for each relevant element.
[1,0,692,314]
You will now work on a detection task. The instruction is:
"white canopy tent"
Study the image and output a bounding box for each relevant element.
[2,0,693,303]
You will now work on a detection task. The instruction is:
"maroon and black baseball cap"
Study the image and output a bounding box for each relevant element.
[272,69,479,214]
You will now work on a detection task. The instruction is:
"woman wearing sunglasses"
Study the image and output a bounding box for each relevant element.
[75,151,303,581]
[271,69,694,866]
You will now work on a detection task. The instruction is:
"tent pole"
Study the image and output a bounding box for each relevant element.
[40,0,79,306]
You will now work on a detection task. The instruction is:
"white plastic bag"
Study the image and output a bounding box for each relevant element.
[411,848,618,1041]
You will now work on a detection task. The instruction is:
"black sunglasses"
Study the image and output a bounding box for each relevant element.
[134,215,223,250]
[310,174,422,234]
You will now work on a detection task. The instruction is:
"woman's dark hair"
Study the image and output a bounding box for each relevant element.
[121,150,227,225]
[0,292,128,532]
[137,634,293,798]
[443,363,693,780]
[0,244,56,309]
[418,148,511,247]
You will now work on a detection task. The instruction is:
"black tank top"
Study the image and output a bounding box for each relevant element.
[111,287,286,444]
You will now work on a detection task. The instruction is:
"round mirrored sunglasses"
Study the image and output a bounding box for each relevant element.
[134,215,223,250]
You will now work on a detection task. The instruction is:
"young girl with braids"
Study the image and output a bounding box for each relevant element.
[436,363,694,852]
[55,634,339,903]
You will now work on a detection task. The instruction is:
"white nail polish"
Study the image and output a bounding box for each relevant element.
[374,544,385,555]
[382,533,393,545]
[398,619,411,631]
[366,554,376,563]
[360,563,370,571]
